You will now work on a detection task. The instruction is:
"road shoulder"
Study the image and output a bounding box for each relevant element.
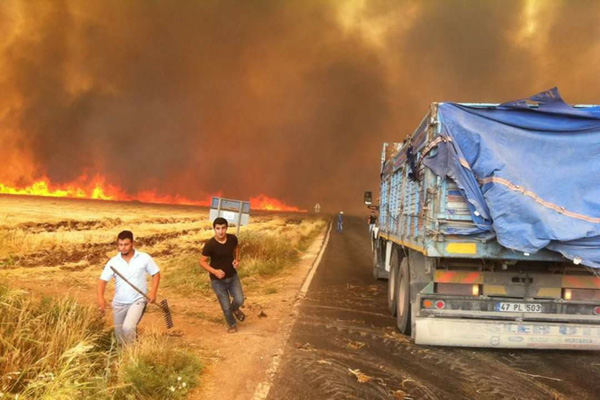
[190,224,331,400]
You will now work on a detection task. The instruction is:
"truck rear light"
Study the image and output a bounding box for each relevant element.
[436,283,480,296]
[435,300,445,309]
[423,299,434,308]
[562,288,600,301]
[594,306,600,315]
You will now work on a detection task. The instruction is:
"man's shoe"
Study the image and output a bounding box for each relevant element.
[228,325,238,333]
[233,309,246,322]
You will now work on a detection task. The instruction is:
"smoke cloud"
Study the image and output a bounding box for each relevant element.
[1,0,600,213]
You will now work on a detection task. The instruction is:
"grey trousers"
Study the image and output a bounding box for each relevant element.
[113,300,146,344]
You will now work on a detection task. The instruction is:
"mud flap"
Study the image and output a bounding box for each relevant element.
[415,317,600,350]
[384,240,393,272]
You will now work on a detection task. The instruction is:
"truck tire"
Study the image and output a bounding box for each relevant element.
[395,257,411,335]
[387,247,399,316]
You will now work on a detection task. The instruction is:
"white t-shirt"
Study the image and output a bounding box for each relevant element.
[99,250,160,305]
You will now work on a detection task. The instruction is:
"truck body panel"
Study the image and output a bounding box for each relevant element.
[375,96,600,349]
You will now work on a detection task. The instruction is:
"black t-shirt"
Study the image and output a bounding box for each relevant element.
[202,234,239,280]
[369,215,377,224]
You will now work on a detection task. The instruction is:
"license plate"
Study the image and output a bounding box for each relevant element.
[495,302,542,313]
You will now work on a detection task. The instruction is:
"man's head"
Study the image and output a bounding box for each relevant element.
[117,230,134,256]
[213,217,228,240]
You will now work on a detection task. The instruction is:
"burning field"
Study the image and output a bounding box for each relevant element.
[0,194,327,399]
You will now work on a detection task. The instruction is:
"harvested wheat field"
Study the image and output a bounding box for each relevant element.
[0,194,328,399]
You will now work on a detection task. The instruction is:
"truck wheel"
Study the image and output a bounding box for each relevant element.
[387,248,399,316]
[395,258,411,335]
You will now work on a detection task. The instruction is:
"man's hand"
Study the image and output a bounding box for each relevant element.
[148,292,157,304]
[213,269,226,279]
[232,259,239,269]
[97,279,108,314]
[98,298,107,314]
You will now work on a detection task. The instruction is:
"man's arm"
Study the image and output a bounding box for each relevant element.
[200,255,225,279]
[148,272,160,303]
[97,279,108,313]
[233,245,240,269]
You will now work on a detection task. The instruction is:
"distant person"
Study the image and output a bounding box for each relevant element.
[97,230,161,345]
[337,211,344,233]
[368,211,377,233]
[199,217,245,333]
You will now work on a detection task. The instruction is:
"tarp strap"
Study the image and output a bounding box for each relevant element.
[479,176,600,224]
[416,135,475,175]
[420,136,450,158]
[415,136,451,176]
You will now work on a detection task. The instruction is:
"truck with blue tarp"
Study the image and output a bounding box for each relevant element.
[372,88,600,349]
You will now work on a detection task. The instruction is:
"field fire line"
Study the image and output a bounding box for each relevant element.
[0,194,327,399]
[0,177,305,212]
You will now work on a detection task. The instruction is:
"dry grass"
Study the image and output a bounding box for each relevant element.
[0,195,323,273]
[115,331,203,400]
[0,285,110,398]
[0,195,328,399]
[0,285,203,399]
[163,218,326,294]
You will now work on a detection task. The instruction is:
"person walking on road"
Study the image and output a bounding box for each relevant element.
[97,230,161,345]
[368,211,377,234]
[199,217,246,333]
[337,211,344,233]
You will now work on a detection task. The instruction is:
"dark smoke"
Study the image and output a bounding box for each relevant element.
[1,1,600,213]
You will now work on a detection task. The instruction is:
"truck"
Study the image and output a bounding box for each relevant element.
[372,88,600,349]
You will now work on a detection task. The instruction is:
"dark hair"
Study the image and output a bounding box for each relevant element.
[213,217,228,228]
[117,230,134,241]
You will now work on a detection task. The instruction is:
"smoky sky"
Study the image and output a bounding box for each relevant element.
[1,0,600,213]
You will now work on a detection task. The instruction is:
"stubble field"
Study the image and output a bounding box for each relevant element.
[0,194,327,399]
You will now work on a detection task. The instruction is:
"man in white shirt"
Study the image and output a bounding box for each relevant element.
[97,230,161,344]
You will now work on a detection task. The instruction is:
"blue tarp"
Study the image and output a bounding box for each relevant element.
[423,88,600,269]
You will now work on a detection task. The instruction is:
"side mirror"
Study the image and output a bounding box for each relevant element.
[364,191,372,205]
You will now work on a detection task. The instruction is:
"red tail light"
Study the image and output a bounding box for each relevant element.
[563,288,600,301]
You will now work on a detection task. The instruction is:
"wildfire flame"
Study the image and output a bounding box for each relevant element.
[249,194,306,212]
[0,176,304,212]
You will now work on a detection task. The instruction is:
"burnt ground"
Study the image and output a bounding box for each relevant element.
[266,216,600,400]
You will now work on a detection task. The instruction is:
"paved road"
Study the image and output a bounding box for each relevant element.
[267,216,600,400]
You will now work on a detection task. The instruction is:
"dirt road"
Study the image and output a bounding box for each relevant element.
[266,216,600,400]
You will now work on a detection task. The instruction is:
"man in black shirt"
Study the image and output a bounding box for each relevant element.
[368,211,377,234]
[199,217,246,332]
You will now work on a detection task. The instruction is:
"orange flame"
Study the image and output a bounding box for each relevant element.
[0,176,304,211]
[249,194,306,212]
